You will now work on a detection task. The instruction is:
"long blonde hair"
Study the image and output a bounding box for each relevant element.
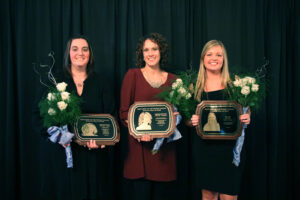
[194,40,231,102]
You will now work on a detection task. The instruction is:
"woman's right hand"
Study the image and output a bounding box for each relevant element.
[191,114,200,126]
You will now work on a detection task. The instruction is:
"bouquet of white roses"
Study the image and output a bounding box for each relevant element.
[153,71,197,155]
[226,73,266,167]
[38,82,81,168]
[158,70,197,119]
[39,82,81,127]
[227,75,265,109]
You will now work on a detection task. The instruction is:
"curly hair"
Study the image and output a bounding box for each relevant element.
[135,33,168,69]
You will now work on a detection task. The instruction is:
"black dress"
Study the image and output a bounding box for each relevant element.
[191,89,246,195]
[32,72,115,200]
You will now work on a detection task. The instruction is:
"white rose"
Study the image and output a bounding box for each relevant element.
[172,82,178,89]
[56,82,68,92]
[251,84,259,92]
[186,93,192,99]
[244,76,256,84]
[57,101,68,111]
[48,108,56,115]
[233,80,242,87]
[176,78,183,85]
[178,87,186,95]
[241,86,250,96]
[240,78,248,87]
[47,93,55,101]
[61,91,70,101]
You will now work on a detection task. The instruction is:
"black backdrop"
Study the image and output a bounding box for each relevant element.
[1,0,299,200]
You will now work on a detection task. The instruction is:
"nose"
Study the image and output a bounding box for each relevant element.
[212,55,218,60]
[150,49,157,55]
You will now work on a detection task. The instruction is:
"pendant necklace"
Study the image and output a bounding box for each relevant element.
[143,68,163,88]
[77,83,83,87]
[73,75,86,88]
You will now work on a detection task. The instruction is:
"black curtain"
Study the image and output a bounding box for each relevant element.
[1,0,299,199]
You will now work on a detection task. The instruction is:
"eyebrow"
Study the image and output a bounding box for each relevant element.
[206,51,222,54]
[71,46,89,48]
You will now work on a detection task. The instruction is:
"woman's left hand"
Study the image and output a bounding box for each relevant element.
[240,113,251,125]
[86,139,102,150]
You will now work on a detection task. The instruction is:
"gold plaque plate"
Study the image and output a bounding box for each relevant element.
[74,114,120,145]
[128,101,176,139]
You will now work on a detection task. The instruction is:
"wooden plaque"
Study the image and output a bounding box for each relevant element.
[196,100,242,140]
[74,114,120,145]
[128,101,176,139]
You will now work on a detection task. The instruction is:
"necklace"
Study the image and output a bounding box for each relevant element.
[77,83,83,87]
[72,75,86,88]
[142,68,164,88]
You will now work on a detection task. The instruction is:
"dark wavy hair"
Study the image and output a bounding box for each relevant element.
[63,35,95,77]
[135,33,168,69]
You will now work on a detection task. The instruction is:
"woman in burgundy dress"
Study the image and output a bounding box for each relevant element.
[119,33,177,200]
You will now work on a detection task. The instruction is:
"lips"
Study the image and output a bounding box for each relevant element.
[207,61,220,66]
[147,57,156,61]
[75,56,86,60]
[74,57,87,63]
[146,58,157,63]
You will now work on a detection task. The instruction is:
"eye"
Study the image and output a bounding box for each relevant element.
[71,47,78,51]
[82,47,89,52]
[152,47,158,51]
[143,48,149,52]
[206,53,212,56]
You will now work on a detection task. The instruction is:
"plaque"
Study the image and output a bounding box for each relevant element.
[128,101,176,139]
[196,101,242,140]
[74,114,120,146]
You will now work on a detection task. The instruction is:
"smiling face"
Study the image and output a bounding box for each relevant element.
[69,38,90,70]
[143,39,161,68]
[204,45,224,73]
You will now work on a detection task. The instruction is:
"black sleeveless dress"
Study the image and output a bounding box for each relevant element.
[191,89,246,195]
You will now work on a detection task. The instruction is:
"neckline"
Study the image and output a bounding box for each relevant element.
[204,89,224,93]
[71,75,89,97]
[139,68,169,88]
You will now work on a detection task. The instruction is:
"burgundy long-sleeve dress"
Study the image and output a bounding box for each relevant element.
[119,68,177,182]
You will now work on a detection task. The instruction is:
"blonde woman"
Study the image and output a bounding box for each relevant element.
[189,40,250,200]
